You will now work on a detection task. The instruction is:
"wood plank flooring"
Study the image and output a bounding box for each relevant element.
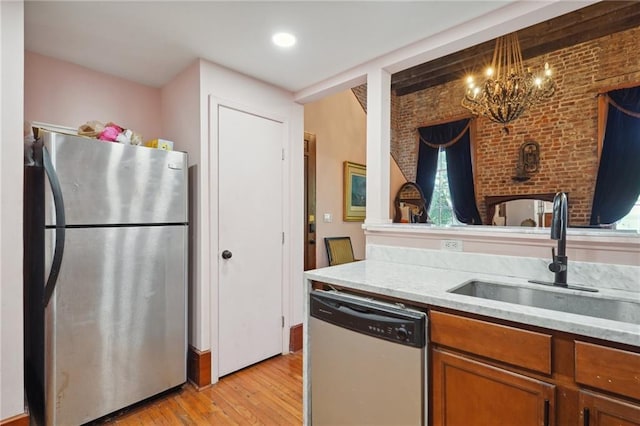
[99,352,302,425]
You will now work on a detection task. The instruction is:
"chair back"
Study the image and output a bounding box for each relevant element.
[324,237,355,266]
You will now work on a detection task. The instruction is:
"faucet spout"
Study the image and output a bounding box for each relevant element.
[530,192,598,292]
[549,192,568,285]
[550,192,567,255]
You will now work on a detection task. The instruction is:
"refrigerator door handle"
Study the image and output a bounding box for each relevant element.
[43,147,66,307]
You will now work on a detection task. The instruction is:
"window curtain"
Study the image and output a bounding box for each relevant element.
[590,86,640,225]
[416,118,482,224]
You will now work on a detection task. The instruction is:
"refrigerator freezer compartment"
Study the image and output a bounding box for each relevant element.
[40,130,188,226]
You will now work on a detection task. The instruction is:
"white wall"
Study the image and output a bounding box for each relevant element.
[199,59,304,378]
[304,90,367,266]
[0,0,25,420]
[25,51,162,141]
[160,61,204,349]
[161,58,304,360]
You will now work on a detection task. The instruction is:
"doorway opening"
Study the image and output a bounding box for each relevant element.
[304,132,317,271]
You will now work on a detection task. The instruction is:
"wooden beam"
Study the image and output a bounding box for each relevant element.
[391,1,640,96]
[521,5,640,59]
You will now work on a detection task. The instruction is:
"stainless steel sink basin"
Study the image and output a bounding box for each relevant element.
[448,280,640,323]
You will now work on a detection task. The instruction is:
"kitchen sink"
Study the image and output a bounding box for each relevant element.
[448,280,640,323]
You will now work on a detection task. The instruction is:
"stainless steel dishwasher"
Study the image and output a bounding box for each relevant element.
[310,290,427,425]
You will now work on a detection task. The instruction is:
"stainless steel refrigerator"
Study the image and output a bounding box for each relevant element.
[24,129,188,425]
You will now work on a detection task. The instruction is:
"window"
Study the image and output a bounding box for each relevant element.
[428,148,459,226]
[591,85,640,227]
[615,195,640,230]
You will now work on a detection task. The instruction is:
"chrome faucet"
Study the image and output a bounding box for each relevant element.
[549,192,568,286]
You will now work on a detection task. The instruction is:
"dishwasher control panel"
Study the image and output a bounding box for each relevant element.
[310,290,426,348]
[365,322,416,343]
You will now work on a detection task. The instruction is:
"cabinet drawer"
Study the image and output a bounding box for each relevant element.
[430,311,552,374]
[575,341,640,401]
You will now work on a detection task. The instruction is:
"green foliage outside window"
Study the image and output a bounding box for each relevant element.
[616,197,640,230]
[428,149,459,226]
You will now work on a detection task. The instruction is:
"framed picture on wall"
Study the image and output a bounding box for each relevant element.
[344,161,366,221]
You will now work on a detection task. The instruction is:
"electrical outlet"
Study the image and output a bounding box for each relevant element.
[441,239,463,251]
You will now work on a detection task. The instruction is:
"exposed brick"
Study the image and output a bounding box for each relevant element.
[391,26,640,225]
[351,85,367,113]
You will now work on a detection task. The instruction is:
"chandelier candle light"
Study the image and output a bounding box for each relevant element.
[461,32,556,133]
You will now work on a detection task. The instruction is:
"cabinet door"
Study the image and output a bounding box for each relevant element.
[580,391,640,426]
[432,349,555,426]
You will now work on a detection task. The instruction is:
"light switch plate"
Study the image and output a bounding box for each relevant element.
[323,213,332,223]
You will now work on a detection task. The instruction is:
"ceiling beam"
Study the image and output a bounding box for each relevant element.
[391,1,640,96]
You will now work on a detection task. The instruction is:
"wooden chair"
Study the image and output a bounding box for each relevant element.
[324,237,356,266]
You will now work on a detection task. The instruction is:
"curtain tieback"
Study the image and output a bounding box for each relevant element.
[608,95,640,118]
[419,121,472,148]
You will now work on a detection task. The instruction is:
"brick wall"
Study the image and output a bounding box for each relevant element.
[392,26,640,224]
[351,84,367,113]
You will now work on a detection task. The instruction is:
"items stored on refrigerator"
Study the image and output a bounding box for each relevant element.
[77,120,143,145]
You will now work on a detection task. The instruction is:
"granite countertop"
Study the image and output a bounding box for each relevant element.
[304,259,640,347]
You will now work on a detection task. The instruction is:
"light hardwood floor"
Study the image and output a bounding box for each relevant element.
[100,352,303,425]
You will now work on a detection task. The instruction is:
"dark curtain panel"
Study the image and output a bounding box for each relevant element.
[416,118,482,224]
[415,140,439,211]
[446,131,483,224]
[590,86,640,225]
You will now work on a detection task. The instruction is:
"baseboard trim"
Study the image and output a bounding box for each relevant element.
[187,345,211,390]
[187,326,301,389]
[289,323,303,352]
[0,413,29,426]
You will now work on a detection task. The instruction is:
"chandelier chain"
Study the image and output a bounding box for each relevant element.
[461,32,556,131]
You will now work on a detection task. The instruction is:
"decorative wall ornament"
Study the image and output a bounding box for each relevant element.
[461,32,556,134]
[512,140,540,182]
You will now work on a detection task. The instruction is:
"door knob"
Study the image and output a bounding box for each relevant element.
[221,250,232,259]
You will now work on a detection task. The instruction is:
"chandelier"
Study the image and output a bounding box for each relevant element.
[461,32,556,133]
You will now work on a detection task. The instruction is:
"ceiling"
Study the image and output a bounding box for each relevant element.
[25,2,638,97]
[23,1,515,93]
[392,1,640,95]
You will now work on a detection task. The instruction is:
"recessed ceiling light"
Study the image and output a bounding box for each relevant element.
[272,32,296,48]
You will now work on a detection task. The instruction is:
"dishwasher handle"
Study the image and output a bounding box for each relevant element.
[320,298,404,324]
[310,291,426,348]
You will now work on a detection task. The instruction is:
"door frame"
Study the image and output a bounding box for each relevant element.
[304,132,317,271]
[208,96,291,384]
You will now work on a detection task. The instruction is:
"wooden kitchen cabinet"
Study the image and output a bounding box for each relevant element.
[432,348,555,426]
[579,391,640,426]
[576,341,640,425]
[429,309,640,426]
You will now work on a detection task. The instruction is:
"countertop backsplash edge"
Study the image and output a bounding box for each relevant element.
[366,244,640,293]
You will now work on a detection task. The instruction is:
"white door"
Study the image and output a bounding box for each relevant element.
[217,105,284,377]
